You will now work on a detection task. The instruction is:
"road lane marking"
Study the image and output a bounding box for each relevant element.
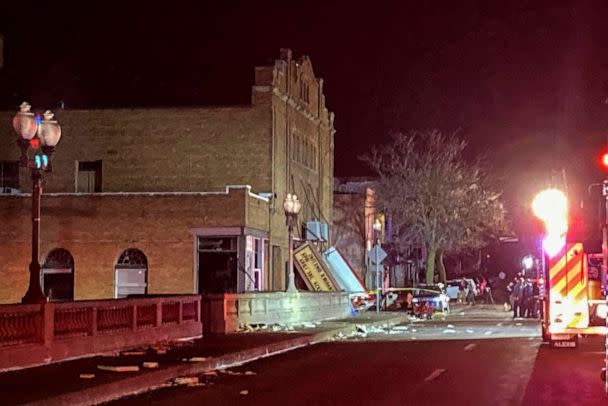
[424,368,447,382]
[464,343,476,351]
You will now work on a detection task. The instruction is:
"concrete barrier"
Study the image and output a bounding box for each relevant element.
[202,291,352,334]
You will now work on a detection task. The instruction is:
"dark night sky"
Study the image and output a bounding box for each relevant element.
[3,1,608,245]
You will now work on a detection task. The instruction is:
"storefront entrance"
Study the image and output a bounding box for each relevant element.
[198,237,238,294]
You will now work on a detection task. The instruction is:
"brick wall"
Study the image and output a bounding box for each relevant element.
[0,106,272,194]
[0,187,264,304]
[332,193,368,280]
[0,49,336,297]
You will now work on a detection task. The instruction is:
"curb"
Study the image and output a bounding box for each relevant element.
[23,314,407,406]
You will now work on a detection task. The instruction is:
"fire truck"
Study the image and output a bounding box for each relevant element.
[540,244,608,348]
[534,189,608,348]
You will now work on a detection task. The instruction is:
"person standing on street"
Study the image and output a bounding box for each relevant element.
[523,278,533,318]
[511,278,523,318]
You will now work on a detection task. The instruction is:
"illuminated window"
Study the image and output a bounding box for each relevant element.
[245,236,266,292]
[115,248,148,299]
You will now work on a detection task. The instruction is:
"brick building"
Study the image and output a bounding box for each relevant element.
[0,49,335,304]
[332,179,376,283]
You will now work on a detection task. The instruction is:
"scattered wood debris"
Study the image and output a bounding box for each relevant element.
[79,373,95,379]
[221,370,242,375]
[244,371,256,375]
[203,371,218,376]
[173,376,199,385]
[121,351,145,356]
[143,362,159,369]
[182,357,208,362]
[97,365,140,372]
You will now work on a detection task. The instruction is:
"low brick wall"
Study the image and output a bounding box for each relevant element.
[0,295,202,371]
[202,291,352,334]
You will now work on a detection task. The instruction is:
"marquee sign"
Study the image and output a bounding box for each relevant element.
[293,243,338,291]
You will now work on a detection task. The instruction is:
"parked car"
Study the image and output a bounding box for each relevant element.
[411,285,450,317]
[445,278,478,301]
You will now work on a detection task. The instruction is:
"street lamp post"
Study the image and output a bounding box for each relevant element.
[12,102,62,304]
[283,193,301,292]
[373,219,382,313]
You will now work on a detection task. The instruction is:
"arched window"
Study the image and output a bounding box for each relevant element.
[42,248,74,302]
[115,248,148,298]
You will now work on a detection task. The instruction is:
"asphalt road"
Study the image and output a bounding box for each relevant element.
[108,334,607,406]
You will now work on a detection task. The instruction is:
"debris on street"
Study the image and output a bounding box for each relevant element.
[173,376,199,385]
[183,357,208,362]
[97,365,140,372]
[121,351,145,356]
[79,373,95,379]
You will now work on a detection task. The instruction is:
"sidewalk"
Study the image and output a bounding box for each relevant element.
[1,312,407,406]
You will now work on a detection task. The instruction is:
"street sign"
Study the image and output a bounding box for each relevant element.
[369,245,387,265]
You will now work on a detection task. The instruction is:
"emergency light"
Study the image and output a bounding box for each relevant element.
[532,188,568,258]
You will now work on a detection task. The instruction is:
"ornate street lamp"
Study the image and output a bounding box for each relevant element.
[12,102,62,304]
[373,219,382,312]
[283,193,301,292]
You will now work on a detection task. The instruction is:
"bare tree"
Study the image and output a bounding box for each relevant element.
[362,130,509,284]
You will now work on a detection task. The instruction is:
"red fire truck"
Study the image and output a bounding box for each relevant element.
[540,244,608,348]
[533,188,608,348]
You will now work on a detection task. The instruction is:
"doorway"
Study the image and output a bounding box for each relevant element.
[198,236,238,294]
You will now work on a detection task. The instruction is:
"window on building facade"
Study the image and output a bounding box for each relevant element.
[115,248,148,299]
[42,248,74,302]
[300,81,309,104]
[76,160,102,193]
[291,133,317,172]
[244,235,266,292]
[0,160,19,192]
[252,237,265,291]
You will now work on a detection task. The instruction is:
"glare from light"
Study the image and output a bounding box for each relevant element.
[522,255,534,270]
[543,235,566,258]
[533,189,568,257]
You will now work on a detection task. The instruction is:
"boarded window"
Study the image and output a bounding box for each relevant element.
[77,160,102,193]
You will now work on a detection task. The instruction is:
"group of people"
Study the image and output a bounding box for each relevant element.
[456,279,477,305]
[456,277,493,305]
[506,276,539,319]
